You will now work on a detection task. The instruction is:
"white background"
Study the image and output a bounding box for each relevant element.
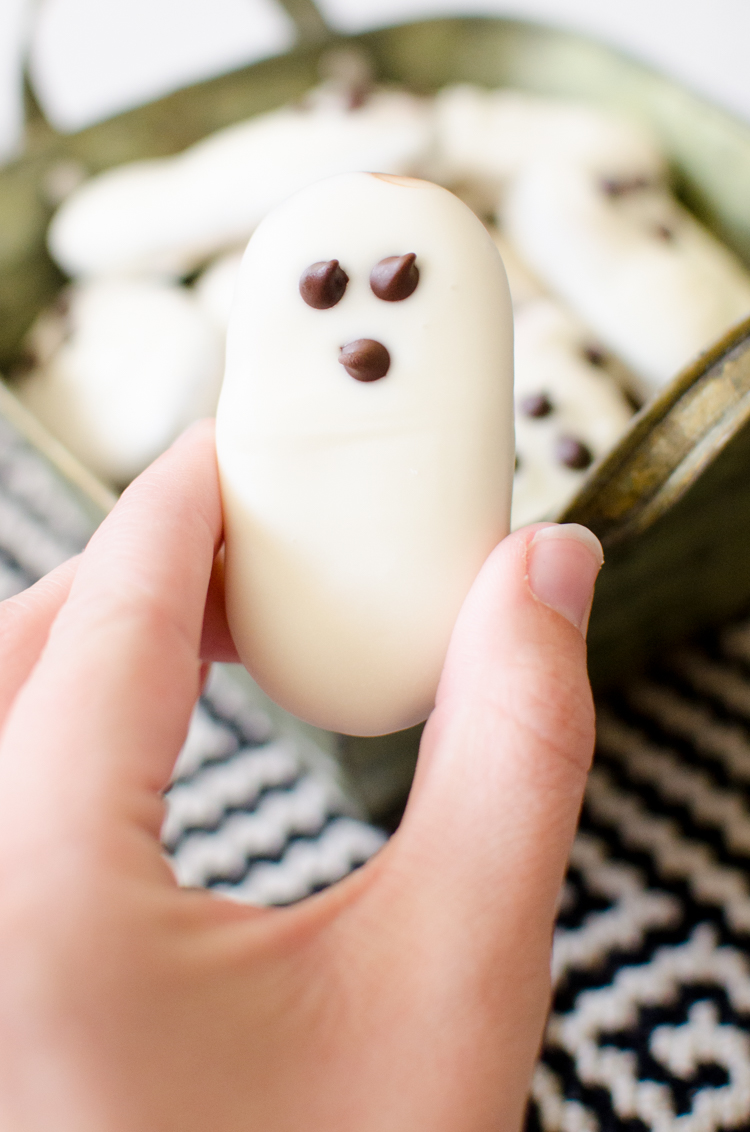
[1,0,749,162]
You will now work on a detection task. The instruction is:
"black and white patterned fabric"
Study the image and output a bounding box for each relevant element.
[532,637,750,1132]
[3,406,750,1131]
[0,414,94,596]
[165,667,386,905]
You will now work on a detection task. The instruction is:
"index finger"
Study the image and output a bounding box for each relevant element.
[0,420,223,828]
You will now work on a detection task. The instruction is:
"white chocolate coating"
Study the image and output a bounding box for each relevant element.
[435,85,665,208]
[505,157,750,393]
[217,173,514,736]
[511,299,634,529]
[194,249,244,331]
[17,279,224,485]
[48,89,434,279]
[487,225,545,309]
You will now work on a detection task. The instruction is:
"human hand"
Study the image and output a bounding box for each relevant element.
[0,420,602,1132]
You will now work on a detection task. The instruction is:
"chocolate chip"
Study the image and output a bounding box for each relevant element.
[600,175,650,197]
[520,392,553,418]
[555,436,593,470]
[300,260,349,309]
[514,454,521,473]
[339,339,390,382]
[370,254,419,302]
[345,83,370,110]
[653,224,674,242]
[583,345,607,367]
[53,291,72,317]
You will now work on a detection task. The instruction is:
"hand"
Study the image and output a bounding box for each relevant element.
[0,420,602,1132]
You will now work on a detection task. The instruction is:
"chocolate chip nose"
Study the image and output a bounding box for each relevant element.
[339,338,390,382]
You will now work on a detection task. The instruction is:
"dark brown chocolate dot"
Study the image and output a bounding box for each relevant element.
[555,436,593,470]
[600,175,650,198]
[653,224,674,242]
[370,254,419,302]
[345,83,370,110]
[53,290,72,317]
[583,345,607,367]
[339,338,390,382]
[299,260,349,309]
[520,392,553,418]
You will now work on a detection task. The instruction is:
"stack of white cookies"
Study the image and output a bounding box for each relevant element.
[14,73,750,527]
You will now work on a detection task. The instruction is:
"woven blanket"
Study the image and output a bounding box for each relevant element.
[3,407,750,1132]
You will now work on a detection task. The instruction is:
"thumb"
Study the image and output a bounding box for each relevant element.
[388,522,602,958]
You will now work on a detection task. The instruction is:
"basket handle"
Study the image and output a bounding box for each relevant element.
[275,0,334,45]
[562,316,750,548]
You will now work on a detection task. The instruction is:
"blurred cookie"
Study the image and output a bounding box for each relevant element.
[504,156,750,394]
[49,87,435,278]
[512,298,634,529]
[434,85,664,213]
[15,279,224,485]
[194,248,244,331]
[486,225,545,308]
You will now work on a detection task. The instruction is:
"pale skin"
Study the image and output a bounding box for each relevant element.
[0,420,602,1132]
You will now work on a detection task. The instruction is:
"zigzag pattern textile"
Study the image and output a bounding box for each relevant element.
[534,638,750,1132]
[164,667,386,905]
[3,410,750,1130]
[0,414,93,593]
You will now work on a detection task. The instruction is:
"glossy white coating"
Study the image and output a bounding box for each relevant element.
[217,172,514,736]
[195,249,244,331]
[511,298,633,529]
[435,85,665,207]
[505,157,750,393]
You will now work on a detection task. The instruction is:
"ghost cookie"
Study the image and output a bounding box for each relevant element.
[486,226,545,309]
[194,249,244,332]
[48,87,434,279]
[216,172,514,736]
[15,279,224,485]
[504,156,750,394]
[511,298,634,529]
[434,85,664,214]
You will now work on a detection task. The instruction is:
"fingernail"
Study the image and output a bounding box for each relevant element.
[527,524,604,636]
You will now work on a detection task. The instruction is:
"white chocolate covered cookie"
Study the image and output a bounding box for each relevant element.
[487,225,545,308]
[512,298,634,529]
[16,279,224,485]
[217,172,514,736]
[194,249,244,332]
[49,88,435,279]
[434,85,664,211]
[505,157,750,394]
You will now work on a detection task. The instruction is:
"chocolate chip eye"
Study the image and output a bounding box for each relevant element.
[600,175,650,197]
[583,345,607,367]
[370,254,419,302]
[299,260,349,309]
[520,392,553,418]
[555,436,593,470]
